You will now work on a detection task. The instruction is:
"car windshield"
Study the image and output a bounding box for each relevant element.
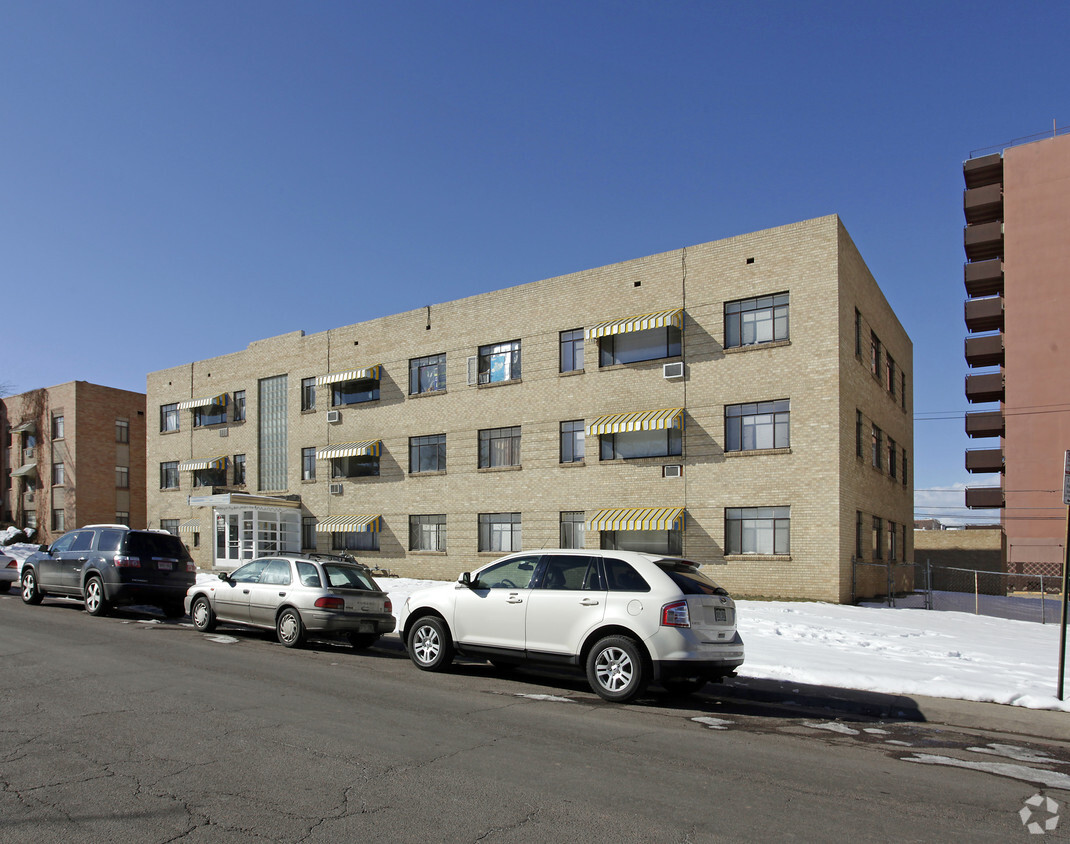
[125,532,192,562]
[655,560,729,596]
[322,564,377,591]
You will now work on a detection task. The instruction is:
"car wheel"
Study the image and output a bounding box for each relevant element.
[586,635,649,703]
[407,616,454,672]
[347,632,379,650]
[276,607,305,648]
[84,577,109,617]
[191,596,216,632]
[661,675,708,697]
[21,569,43,605]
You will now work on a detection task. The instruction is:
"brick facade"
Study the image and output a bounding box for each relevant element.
[146,215,912,602]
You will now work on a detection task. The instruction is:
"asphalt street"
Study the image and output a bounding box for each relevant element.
[2,592,1068,843]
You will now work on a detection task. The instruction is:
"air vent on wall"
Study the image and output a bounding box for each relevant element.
[663,464,682,478]
[329,483,344,495]
[327,410,341,423]
[663,362,684,380]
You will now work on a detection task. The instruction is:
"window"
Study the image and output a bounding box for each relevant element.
[52,415,64,439]
[115,512,129,526]
[161,519,179,536]
[410,514,446,551]
[410,354,446,394]
[725,507,790,555]
[872,517,883,560]
[233,390,246,422]
[477,340,521,384]
[479,512,521,552]
[301,517,317,550]
[332,455,379,478]
[332,530,379,552]
[599,325,681,367]
[889,521,898,562]
[902,452,909,487]
[603,558,651,592]
[258,374,288,491]
[600,427,681,460]
[52,462,64,486]
[194,400,227,427]
[902,524,908,561]
[870,332,882,379]
[602,529,681,556]
[193,463,226,488]
[855,511,864,559]
[161,403,179,433]
[116,466,129,489]
[886,354,895,396]
[725,293,789,348]
[560,329,584,373]
[410,434,446,473]
[856,411,864,458]
[900,372,906,410]
[52,508,65,532]
[161,462,179,489]
[479,426,521,468]
[233,454,246,485]
[301,378,316,411]
[472,553,537,588]
[538,554,601,591]
[725,400,789,451]
[854,308,862,356]
[888,438,897,479]
[116,419,129,443]
[332,375,379,406]
[301,447,316,481]
[560,420,585,463]
[872,425,883,470]
[560,511,585,549]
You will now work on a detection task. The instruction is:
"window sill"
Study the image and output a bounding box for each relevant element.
[724,340,791,355]
[410,469,446,477]
[478,465,522,473]
[301,408,317,415]
[558,461,586,468]
[558,369,585,378]
[301,479,317,484]
[724,555,792,562]
[409,550,448,556]
[160,487,182,492]
[161,429,181,436]
[725,448,792,458]
[477,378,522,389]
[599,456,682,465]
[409,389,447,399]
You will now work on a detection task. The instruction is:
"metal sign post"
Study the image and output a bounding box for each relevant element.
[1058,451,1070,700]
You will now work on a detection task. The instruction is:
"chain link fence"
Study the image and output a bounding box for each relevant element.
[853,559,1067,624]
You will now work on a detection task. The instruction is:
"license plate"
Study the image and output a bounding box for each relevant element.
[157,560,173,571]
[714,607,726,622]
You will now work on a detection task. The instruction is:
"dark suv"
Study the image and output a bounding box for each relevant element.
[21,525,196,618]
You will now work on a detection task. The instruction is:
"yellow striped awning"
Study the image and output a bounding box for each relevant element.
[585,308,683,340]
[315,365,382,387]
[178,456,227,472]
[178,519,202,533]
[316,440,381,460]
[177,393,229,411]
[11,463,37,478]
[586,507,685,532]
[586,408,683,436]
[315,514,382,533]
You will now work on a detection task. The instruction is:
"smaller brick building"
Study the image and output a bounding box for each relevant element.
[1,381,147,543]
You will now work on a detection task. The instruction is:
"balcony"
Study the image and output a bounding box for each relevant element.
[965,487,1005,509]
[964,221,1004,262]
[965,410,1004,438]
[965,372,1004,403]
[963,152,1003,189]
[964,259,1004,297]
[964,296,1004,332]
[966,448,1004,474]
[963,183,1003,225]
[964,333,1004,368]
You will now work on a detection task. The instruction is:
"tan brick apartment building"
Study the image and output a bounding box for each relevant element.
[963,130,1070,571]
[2,381,147,543]
[147,215,912,602]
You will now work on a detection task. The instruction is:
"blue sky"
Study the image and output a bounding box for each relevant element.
[3,1,1068,522]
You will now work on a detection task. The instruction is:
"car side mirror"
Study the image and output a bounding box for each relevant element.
[459,572,473,588]
[39,544,50,554]
[217,572,231,583]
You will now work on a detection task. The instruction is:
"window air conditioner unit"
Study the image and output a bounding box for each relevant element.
[327,410,341,423]
[663,362,684,380]
[663,464,682,478]
[219,428,228,438]
[329,483,344,495]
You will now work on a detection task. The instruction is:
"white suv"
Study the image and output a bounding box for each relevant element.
[398,549,744,702]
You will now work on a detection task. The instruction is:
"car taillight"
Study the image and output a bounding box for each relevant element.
[661,599,691,628]
[113,555,141,568]
[4,559,16,570]
[186,562,197,573]
[314,596,345,610]
[384,598,392,613]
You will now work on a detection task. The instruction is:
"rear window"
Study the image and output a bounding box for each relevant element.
[124,531,192,562]
[322,564,376,591]
[97,529,124,553]
[656,560,728,596]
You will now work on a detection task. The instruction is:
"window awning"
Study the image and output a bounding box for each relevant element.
[316,440,381,460]
[586,507,686,532]
[11,420,36,434]
[586,408,683,436]
[177,393,229,411]
[178,456,227,472]
[585,308,683,340]
[11,463,37,478]
[178,519,202,533]
[315,514,382,533]
[315,365,382,387]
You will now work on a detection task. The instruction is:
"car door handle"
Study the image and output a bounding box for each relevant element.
[242,589,250,594]
[278,592,286,597]
[507,596,523,604]
[77,557,87,563]
[580,598,600,606]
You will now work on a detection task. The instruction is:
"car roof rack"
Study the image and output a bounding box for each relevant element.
[307,552,370,570]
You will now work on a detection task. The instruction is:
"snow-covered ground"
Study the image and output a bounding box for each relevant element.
[5,536,1069,714]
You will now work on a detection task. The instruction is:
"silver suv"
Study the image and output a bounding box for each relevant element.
[398,549,744,702]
